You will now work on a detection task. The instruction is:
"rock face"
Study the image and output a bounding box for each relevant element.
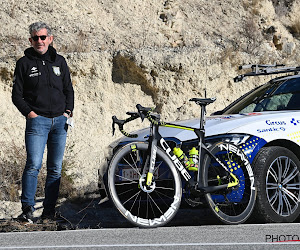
[1,0,300,195]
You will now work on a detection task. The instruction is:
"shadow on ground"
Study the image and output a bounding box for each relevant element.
[0,197,221,232]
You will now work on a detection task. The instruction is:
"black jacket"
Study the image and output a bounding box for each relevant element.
[12,46,74,118]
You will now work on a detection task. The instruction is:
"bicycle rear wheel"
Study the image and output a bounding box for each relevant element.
[107,142,182,228]
[202,142,256,224]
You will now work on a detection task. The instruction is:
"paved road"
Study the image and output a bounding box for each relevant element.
[0,222,300,250]
[1,199,300,249]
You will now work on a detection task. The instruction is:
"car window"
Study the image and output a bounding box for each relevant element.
[224,83,277,114]
[223,77,300,114]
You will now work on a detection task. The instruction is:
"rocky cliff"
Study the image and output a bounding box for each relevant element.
[1,0,300,196]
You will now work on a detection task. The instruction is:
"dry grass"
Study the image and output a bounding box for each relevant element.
[0,67,13,82]
[112,53,162,112]
[289,20,300,38]
[0,141,26,201]
[0,140,76,202]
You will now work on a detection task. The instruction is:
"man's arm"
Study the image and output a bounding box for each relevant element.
[12,60,32,117]
[62,58,74,113]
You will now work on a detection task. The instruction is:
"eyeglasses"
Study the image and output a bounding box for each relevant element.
[31,35,47,41]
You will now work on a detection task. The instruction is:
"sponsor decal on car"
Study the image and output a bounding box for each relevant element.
[257,127,285,133]
[265,120,286,126]
[287,131,300,143]
[290,118,300,125]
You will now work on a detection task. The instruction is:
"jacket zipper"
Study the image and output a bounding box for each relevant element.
[43,60,53,116]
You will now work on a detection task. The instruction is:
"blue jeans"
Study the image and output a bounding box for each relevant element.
[21,115,68,212]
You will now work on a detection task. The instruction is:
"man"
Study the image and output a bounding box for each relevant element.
[12,22,74,223]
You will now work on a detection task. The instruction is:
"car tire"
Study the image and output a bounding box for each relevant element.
[252,146,300,223]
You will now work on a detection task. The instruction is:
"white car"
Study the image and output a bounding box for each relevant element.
[104,65,300,223]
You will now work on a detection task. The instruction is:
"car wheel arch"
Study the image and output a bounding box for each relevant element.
[262,139,300,162]
[250,144,300,223]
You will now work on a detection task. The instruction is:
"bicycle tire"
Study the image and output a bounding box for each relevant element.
[202,142,256,224]
[107,142,182,228]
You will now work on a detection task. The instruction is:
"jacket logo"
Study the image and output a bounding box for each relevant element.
[52,66,61,76]
[29,67,40,78]
[31,67,38,72]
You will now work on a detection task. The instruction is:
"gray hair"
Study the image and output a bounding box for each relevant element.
[28,22,52,36]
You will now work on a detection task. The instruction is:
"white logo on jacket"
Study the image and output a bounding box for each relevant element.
[29,67,40,77]
[52,66,61,76]
[31,67,38,73]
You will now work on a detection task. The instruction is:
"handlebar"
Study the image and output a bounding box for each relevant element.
[112,104,157,138]
[112,113,140,138]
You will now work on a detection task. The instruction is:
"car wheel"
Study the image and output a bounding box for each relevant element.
[252,146,300,223]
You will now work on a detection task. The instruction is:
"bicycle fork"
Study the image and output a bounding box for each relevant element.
[144,123,193,186]
[145,123,159,186]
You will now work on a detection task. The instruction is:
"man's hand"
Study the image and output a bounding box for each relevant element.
[63,110,72,118]
[27,111,38,119]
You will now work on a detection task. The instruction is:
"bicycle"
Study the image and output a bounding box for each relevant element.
[107,98,256,228]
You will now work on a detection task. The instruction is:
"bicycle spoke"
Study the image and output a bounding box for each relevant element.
[129,190,141,212]
[117,187,137,197]
[123,155,142,178]
[154,190,173,200]
[147,192,164,215]
[155,186,175,191]
[115,174,139,183]
[123,190,141,206]
[154,161,163,176]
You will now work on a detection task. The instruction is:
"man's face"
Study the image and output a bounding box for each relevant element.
[29,28,53,55]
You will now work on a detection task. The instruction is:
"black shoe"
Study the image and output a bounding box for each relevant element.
[17,206,34,223]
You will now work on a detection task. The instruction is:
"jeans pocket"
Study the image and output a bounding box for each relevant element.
[26,115,39,121]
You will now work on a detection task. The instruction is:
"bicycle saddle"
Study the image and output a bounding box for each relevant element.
[189,98,216,105]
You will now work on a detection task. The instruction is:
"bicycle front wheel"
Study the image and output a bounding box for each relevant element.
[202,142,256,224]
[107,142,182,228]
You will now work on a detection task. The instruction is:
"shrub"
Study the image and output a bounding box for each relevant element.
[0,141,76,202]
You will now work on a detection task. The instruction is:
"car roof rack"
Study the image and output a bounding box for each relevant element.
[234,64,300,82]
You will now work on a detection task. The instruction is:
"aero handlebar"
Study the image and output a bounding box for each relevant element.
[112,104,157,138]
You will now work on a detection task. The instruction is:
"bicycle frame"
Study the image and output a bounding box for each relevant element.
[145,120,240,193]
